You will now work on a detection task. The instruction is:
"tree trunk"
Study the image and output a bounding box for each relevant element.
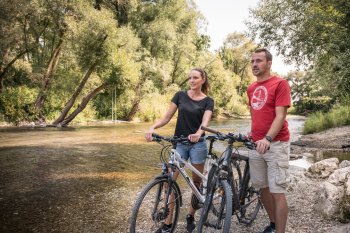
[52,60,99,126]
[52,35,107,126]
[124,76,146,121]
[170,52,181,85]
[33,33,64,119]
[125,99,140,121]
[59,83,108,126]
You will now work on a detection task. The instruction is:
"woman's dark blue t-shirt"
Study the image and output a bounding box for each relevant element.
[171,91,214,137]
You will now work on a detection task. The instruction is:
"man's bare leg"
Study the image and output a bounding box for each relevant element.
[260,187,275,223]
[271,193,288,233]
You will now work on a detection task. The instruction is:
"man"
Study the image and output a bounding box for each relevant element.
[247,48,291,233]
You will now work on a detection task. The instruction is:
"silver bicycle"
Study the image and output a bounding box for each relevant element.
[129,134,233,233]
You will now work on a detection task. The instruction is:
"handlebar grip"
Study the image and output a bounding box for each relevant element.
[201,126,220,134]
[151,133,161,137]
[151,133,163,141]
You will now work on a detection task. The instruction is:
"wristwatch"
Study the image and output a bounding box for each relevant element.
[265,135,272,142]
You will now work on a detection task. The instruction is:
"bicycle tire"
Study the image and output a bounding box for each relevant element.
[229,159,243,211]
[129,177,181,233]
[237,172,262,225]
[197,173,232,233]
[230,159,243,187]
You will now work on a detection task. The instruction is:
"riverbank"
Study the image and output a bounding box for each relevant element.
[291,125,350,154]
[229,125,350,233]
[0,121,349,232]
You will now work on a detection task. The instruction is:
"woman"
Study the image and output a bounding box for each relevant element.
[145,68,214,233]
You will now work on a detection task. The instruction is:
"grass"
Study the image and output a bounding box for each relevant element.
[303,105,350,134]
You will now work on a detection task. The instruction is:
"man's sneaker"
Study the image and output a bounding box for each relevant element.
[155,224,171,233]
[186,214,196,232]
[259,223,276,233]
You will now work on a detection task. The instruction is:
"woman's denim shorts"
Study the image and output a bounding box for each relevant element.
[176,141,207,164]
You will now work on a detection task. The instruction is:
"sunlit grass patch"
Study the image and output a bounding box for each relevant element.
[303,105,350,134]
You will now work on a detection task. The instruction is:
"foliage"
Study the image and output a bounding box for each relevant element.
[219,32,256,96]
[303,105,350,134]
[286,70,333,114]
[0,0,249,125]
[248,0,350,105]
[204,57,249,117]
[0,86,37,124]
[138,83,179,122]
[248,0,349,64]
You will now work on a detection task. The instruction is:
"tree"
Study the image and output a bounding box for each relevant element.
[205,57,248,117]
[219,32,256,96]
[285,71,331,113]
[0,0,43,92]
[120,0,206,120]
[51,1,140,126]
[247,0,350,104]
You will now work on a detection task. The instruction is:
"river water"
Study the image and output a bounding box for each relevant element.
[0,116,333,232]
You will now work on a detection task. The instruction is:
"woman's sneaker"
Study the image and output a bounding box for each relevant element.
[259,222,276,233]
[155,224,171,233]
[186,214,196,232]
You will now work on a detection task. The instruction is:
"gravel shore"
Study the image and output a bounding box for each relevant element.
[1,125,349,232]
[169,165,349,233]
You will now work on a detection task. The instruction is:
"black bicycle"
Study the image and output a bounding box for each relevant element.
[197,126,262,232]
[129,134,232,233]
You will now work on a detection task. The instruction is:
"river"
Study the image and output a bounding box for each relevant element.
[0,116,327,232]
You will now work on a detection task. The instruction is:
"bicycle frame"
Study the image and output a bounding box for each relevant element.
[167,148,214,204]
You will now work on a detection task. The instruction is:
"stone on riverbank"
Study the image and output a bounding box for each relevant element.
[308,158,350,223]
[306,158,339,179]
[340,160,350,169]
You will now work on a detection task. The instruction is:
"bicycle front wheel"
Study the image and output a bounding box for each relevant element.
[129,177,181,233]
[197,175,232,233]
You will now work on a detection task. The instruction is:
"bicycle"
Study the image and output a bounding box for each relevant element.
[197,126,262,232]
[128,134,232,233]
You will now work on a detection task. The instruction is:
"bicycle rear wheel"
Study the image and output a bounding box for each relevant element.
[230,159,243,187]
[237,173,262,225]
[129,177,181,233]
[229,159,243,211]
[197,172,232,233]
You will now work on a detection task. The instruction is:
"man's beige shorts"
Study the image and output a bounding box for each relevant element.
[249,141,290,193]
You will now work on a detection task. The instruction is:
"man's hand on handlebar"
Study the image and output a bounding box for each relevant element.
[255,138,270,154]
[246,132,252,140]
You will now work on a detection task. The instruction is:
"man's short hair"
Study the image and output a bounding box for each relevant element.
[254,48,273,61]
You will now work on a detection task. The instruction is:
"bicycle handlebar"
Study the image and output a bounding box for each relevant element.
[201,126,256,150]
[151,133,204,144]
[201,126,220,134]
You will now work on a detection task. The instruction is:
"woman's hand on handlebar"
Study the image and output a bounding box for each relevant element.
[188,133,201,143]
[145,128,155,142]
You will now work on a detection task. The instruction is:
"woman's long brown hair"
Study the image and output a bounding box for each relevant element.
[191,68,210,94]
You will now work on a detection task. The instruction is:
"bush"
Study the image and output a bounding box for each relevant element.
[0,86,37,124]
[303,105,350,134]
[137,85,179,122]
[293,96,333,115]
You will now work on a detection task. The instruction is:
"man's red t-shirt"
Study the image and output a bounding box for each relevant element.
[247,76,291,142]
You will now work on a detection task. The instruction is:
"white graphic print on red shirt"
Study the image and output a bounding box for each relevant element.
[251,86,267,110]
